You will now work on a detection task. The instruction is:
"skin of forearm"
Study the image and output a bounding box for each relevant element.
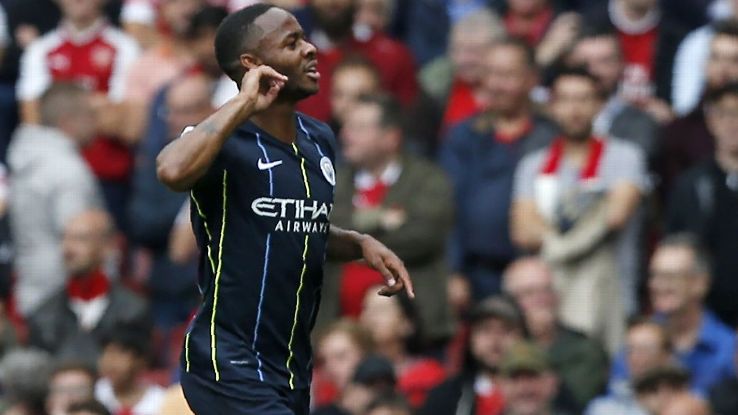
[326,226,367,262]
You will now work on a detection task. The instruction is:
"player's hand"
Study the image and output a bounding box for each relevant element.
[239,65,288,113]
[359,235,415,298]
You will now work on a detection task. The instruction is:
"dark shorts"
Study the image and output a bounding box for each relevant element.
[180,371,310,415]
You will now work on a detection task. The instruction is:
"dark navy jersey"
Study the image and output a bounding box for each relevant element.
[182,114,337,390]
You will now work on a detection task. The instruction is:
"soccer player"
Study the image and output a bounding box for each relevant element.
[156,4,414,415]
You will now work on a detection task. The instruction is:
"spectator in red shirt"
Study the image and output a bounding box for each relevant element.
[294,0,418,121]
[16,0,140,231]
[359,288,446,409]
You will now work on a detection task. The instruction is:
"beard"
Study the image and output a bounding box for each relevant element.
[311,4,355,41]
[563,123,593,142]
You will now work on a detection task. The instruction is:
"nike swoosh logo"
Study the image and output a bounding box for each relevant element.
[257,159,283,170]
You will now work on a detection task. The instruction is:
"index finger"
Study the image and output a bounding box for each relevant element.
[387,259,414,299]
[257,65,288,82]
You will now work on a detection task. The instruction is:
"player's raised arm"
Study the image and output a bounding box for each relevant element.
[156,66,288,192]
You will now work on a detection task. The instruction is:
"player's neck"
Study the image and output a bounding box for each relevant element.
[251,103,298,144]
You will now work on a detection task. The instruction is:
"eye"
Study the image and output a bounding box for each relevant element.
[287,39,298,50]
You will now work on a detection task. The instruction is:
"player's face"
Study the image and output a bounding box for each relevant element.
[58,0,103,22]
[254,9,319,101]
[549,77,601,141]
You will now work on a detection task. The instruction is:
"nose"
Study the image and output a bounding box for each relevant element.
[303,39,317,59]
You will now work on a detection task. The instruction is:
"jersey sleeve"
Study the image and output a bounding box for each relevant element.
[107,31,141,102]
[17,39,52,101]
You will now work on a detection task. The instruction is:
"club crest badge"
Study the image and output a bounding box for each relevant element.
[320,156,336,186]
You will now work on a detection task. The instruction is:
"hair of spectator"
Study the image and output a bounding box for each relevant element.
[185,5,228,40]
[551,66,603,98]
[657,233,711,276]
[704,82,738,106]
[67,400,112,415]
[575,24,623,56]
[215,3,277,82]
[490,36,538,71]
[626,316,672,353]
[50,360,97,383]
[364,391,412,414]
[316,318,376,354]
[333,54,382,86]
[39,82,88,128]
[712,18,738,39]
[451,7,505,44]
[100,323,152,361]
[501,255,550,294]
[355,94,404,130]
[0,348,53,411]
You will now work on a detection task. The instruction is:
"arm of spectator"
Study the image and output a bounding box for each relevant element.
[639,97,675,125]
[536,12,580,68]
[671,27,710,116]
[168,201,198,264]
[605,181,641,230]
[16,41,51,124]
[541,196,610,263]
[51,165,103,235]
[510,152,549,251]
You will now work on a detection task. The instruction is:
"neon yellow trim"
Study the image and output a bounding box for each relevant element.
[190,192,216,273]
[292,143,311,198]
[210,170,228,382]
[286,234,309,389]
[184,332,191,372]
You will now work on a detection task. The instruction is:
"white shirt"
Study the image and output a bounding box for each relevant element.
[95,378,165,415]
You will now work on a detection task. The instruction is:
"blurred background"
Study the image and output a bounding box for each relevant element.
[0,0,736,414]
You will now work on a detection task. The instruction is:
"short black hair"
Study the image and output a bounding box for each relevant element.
[656,232,711,275]
[626,316,671,353]
[333,54,381,85]
[713,18,738,39]
[355,94,404,130]
[39,82,89,127]
[67,400,111,415]
[51,361,97,382]
[491,36,537,70]
[100,324,151,359]
[215,4,277,82]
[704,82,738,105]
[186,6,229,40]
[550,66,602,97]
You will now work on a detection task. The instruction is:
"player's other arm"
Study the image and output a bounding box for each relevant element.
[327,226,415,298]
[156,66,287,192]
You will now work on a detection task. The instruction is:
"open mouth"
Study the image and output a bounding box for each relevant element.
[305,61,320,81]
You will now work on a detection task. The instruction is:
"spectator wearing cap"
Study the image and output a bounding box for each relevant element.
[313,354,397,415]
[46,362,97,415]
[27,209,149,366]
[95,327,164,415]
[321,94,454,349]
[441,38,557,307]
[503,257,609,411]
[9,83,103,317]
[633,365,693,415]
[293,0,418,121]
[499,341,573,415]
[16,0,140,232]
[610,235,736,396]
[666,84,738,326]
[418,296,526,415]
[658,20,738,195]
[586,318,670,415]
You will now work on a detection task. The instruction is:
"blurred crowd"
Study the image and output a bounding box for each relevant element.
[0,0,736,414]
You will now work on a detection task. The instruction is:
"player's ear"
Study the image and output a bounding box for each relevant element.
[239,53,261,71]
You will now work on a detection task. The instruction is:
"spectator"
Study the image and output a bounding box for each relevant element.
[0,348,53,415]
[418,296,526,415]
[502,257,609,411]
[294,0,418,121]
[498,341,572,415]
[584,0,688,109]
[27,209,150,365]
[633,365,693,415]
[666,83,738,326]
[511,68,648,353]
[8,83,103,316]
[95,327,164,415]
[568,26,660,159]
[441,38,557,305]
[329,56,382,133]
[709,328,738,414]
[586,318,671,415]
[0,3,7,64]
[121,0,203,144]
[659,393,711,415]
[67,400,112,415]
[313,319,375,408]
[16,0,140,231]
[129,72,214,333]
[419,9,505,129]
[120,0,159,50]
[495,0,581,69]
[358,289,446,408]
[672,1,738,115]
[646,234,735,394]
[362,392,412,415]
[354,0,395,34]
[46,362,97,415]
[313,354,397,415]
[659,19,738,195]
[322,94,454,346]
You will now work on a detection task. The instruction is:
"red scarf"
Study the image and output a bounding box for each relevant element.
[541,136,606,182]
[67,269,110,302]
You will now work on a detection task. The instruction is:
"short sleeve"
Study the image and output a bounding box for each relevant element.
[107,31,141,102]
[513,152,542,201]
[607,141,650,193]
[17,39,52,101]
